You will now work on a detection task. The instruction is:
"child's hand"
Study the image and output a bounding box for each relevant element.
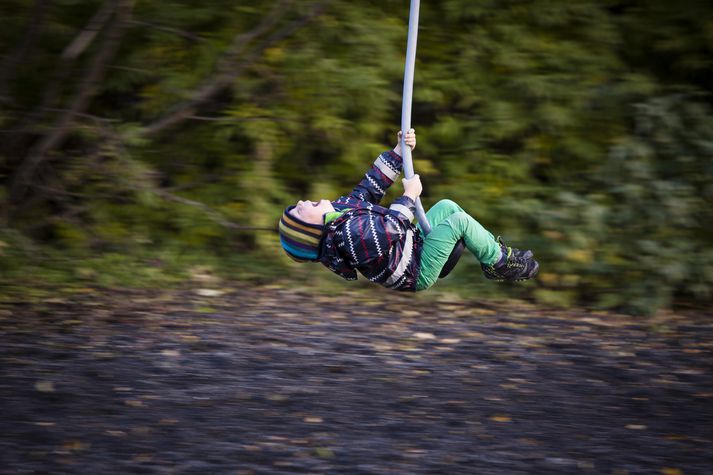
[399,129,416,150]
[394,128,416,156]
[402,174,422,201]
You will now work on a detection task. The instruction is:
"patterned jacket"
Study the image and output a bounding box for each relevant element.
[318,150,423,291]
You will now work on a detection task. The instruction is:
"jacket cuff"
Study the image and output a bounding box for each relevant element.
[384,149,403,162]
[389,196,416,221]
[373,151,401,182]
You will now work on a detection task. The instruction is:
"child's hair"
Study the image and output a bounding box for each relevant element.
[278,206,324,262]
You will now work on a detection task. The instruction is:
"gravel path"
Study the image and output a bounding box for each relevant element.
[1,287,712,474]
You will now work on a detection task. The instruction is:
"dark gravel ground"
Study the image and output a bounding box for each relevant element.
[1,287,712,475]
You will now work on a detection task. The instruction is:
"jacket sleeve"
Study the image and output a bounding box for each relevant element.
[386,195,417,224]
[347,150,403,205]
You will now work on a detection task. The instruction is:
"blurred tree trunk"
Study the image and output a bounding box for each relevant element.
[0,1,115,177]
[8,0,134,209]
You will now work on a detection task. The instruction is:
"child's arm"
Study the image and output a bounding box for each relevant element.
[386,174,421,224]
[345,130,416,205]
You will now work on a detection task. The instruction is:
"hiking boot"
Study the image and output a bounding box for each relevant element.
[481,238,539,282]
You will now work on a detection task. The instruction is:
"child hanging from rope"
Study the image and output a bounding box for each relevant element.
[278,129,538,291]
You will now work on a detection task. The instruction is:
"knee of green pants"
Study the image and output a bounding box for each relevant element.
[430,199,462,216]
[425,199,463,229]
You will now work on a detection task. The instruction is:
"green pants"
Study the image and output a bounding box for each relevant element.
[415,199,500,291]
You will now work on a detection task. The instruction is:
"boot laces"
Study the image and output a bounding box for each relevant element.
[507,254,527,269]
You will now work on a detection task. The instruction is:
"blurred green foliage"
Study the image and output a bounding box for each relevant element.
[1,0,712,314]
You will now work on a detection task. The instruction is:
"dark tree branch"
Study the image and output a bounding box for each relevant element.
[129,20,205,43]
[61,1,116,61]
[140,0,329,138]
[186,115,288,122]
[40,0,116,109]
[155,190,276,232]
[139,0,291,138]
[38,107,119,124]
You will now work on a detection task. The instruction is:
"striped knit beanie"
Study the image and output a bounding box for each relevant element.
[278,206,324,262]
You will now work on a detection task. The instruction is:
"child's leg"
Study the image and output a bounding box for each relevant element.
[416,199,501,290]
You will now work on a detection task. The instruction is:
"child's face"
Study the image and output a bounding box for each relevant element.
[290,199,335,225]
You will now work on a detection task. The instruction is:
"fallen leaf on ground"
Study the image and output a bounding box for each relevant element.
[303,416,323,423]
[196,289,223,297]
[413,332,436,340]
[34,381,55,392]
[490,415,512,423]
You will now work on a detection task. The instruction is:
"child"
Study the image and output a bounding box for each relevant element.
[278,129,539,291]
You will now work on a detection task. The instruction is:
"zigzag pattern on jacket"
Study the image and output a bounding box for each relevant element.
[319,150,422,291]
